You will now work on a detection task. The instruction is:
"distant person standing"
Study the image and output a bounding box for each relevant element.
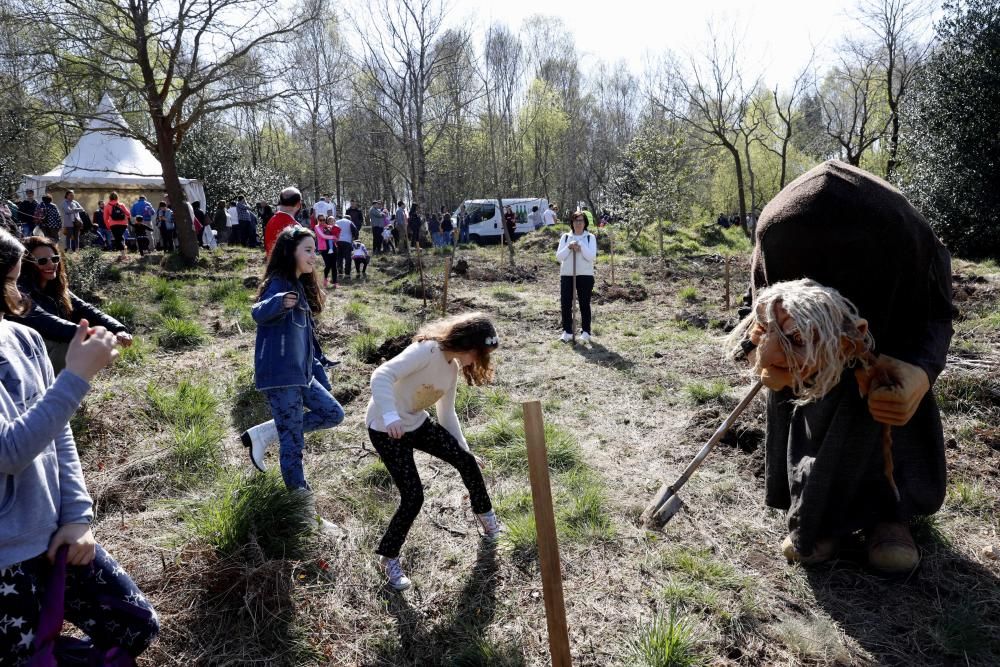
[264,187,304,258]
[457,205,470,244]
[104,193,131,260]
[334,208,357,280]
[157,201,175,251]
[407,204,422,248]
[60,190,84,252]
[369,200,385,254]
[130,195,154,227]
[35,195,62,242]
[213,200,228,242]
[313,195,334,221]
[440,211,454,246]
[502,205,516,243]
[93,199,110,250]
[16,189,38,237]
[395,200,407,249]
[527,205,543,231]
[346,201,364,231]
[542,203,558,228]
[556,211,597,343]
[427,213,441,247]
[226,200,239,245]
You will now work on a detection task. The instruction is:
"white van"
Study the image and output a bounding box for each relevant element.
[454,198,550,244]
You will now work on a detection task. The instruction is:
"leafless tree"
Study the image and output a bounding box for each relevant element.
[758,61,814,188]
[818,44,890,167]
[11,0,319,261]
[854,0,934,179]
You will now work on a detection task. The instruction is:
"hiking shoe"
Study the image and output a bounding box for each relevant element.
[379,556,412,591]
[477,510,503,542]
[781,534,838,565]
[560,332,573,343]
[867,522,920,573]
[579,332,591,344]
[316,516,343,538]
[241,420,279,472]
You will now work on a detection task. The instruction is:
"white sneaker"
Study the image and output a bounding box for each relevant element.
[560,331,573,343]
[379,556,412,591]
[579,332,591,344]
[477,510,503,542]
[316,516,343,538]
[241,420,279,472]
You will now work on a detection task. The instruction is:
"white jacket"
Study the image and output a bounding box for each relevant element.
[556,232,597,276]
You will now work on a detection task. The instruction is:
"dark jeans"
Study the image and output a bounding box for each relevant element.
[239,219,254,247]
[321,250,338,283]
[368,419,492,558]
[110,225,127,251]
[372,225,383,254]
[336,241,353,276]
[160,225,175,251]
[353,256,369,275]
[0,543,159,663]
[263,377,345,489]
[560,274,595,335]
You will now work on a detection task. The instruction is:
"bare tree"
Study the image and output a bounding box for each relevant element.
[480,22,525,264]
[12,0,319,261]
[855,0,934,179]
[818,44,890,166]
[758,61,814,188]
[656,23,760,237]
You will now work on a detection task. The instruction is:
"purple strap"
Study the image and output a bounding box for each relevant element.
[27,546,67,667]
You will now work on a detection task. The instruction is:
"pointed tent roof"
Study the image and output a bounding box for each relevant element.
[38,93,172,185]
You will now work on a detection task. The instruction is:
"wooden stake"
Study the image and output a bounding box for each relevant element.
[608,226,616,286]
[658,222,664,260]
[441,256,452,316]
[522,401,572,667]
[416,247,427,308]
[724,255,731,310]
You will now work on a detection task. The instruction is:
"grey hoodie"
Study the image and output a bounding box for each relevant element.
[0,320,92,568]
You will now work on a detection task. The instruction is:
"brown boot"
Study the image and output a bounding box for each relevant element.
[867,522,919,573]
[781,534,838,565]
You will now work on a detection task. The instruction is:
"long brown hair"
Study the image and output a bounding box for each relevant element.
[20,236,72,315]
[414,312,499,385]
[0,229,28,317]
[258,225,324,313]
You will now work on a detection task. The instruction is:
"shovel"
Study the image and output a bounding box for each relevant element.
[641,380,763,529]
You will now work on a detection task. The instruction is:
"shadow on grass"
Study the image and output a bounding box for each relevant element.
[368,543,524,666]
[571,340,635,372]
[805,531,1000,665]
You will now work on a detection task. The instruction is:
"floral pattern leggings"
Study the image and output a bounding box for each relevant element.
[368,419,492,559]
[0,543,159,665]
[265,377,345,490]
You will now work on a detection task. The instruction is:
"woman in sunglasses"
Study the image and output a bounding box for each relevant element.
[10,236,132,373]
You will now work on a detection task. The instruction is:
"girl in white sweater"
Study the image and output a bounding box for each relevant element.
[366,312,501,590]
[555,212,598,342]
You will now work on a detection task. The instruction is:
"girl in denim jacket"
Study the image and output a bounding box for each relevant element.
[242,227,344,523]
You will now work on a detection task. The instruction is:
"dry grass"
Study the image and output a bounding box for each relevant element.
[73,236,1000,666]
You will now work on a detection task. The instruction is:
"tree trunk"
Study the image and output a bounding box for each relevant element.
[157,131,198,262]
[497,196,515,265]
[727,143,750,240]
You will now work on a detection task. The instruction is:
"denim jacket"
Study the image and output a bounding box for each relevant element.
[252,277,326,390]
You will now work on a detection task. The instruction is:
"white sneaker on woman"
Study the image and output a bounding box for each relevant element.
[241,420,278,472]
[579,332,591,343]
[477,510,503,542]
[560,331,573,343]
[379,556,412,591]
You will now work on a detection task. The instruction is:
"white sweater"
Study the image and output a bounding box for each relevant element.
[556,232,597,276]
[366,340,469,451]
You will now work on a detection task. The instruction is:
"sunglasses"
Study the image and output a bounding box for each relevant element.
[28,255,60,266]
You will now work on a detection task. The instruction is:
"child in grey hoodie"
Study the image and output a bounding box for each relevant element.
[0,229,159,664]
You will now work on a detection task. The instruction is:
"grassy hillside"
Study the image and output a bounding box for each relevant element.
[67,223,1000,666]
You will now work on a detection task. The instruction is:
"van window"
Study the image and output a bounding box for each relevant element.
[468,203,495,224]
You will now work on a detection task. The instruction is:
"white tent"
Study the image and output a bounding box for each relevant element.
[21,93,206,206]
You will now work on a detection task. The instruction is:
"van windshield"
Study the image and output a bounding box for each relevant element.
[466,203,495,224]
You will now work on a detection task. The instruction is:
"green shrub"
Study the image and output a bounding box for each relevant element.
[358,460,394,489]
[473,415,583,474]
[189,471,315,561]
[103,300,139,329]
[147,379,218,429]
[207,279,244,303]
[684,380,728,404]
[344,300,369,322]
[350,331,378,361]
[158,317,205,349]
[170,423,223,487]
[158,292,187,318]
[678,286,699,303]
[229,366,271,434]
[149,277,177,301]
[66,247,117,299]
[115,337,148,370]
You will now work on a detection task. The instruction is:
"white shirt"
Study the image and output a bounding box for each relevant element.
[226,206,237,227]
[543,208,557,226]
[365,340,469,451]
[335,217,353,243]
[555,232,597,276]
[313,200,334,219]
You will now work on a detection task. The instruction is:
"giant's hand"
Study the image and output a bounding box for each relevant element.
[855,355,929,426]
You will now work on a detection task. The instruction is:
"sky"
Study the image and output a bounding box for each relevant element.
[449,0,895,87]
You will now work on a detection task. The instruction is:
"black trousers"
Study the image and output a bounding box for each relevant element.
[560,274,595,334]
[368,419,492,558]
[372,225,383,254]
[337,241,353,276]
[321,250,338,282]
[354,256,369,274]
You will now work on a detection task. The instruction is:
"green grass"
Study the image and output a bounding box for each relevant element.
[344,300,370,322]
[935,373,1000,414]
[678,286,699,303]
[946,479,994,515]
[158,292,188,318]
[350,331,378,361]
[683,380,729,404]
[158,317,206,349]
[627,608,704,667]
[102,299,139,329]
[222,289,254,330]
[471,415,582,474]
[661,547,744,590]
[146,380,222,487]
[207,279,245,303]
[147,379,218,429]
[357,460,394,489]
[114,336,148,370]
[149,276,177,302]
[189,470,315,561]
[455,383,510,420]
[228,365,271,434]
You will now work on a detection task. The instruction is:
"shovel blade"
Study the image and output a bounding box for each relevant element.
[647,494,684,529]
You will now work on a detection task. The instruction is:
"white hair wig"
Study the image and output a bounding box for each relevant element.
[727,279,875,404]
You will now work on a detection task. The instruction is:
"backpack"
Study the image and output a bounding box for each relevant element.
[109,203,127,222]
[41,204,61,232]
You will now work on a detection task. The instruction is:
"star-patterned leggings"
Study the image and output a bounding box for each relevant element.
[369,419,493,559]
[0,543,159,665]
[265,377,345,490]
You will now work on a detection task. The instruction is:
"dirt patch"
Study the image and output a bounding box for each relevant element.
[452,258,469,275]
[467,263,539,283]
[595,281,649,302]
[399,280,437,299]
[370,333,413,364]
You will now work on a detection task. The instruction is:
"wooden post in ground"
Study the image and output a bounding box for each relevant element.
[416,247,427,308]
[658,222,664,260]
[608,226,616,286]
[441,256,453,316]
[522,401,572,667]
[724,255,731,310]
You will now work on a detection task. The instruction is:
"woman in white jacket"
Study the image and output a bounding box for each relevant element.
[555,212,598,343]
